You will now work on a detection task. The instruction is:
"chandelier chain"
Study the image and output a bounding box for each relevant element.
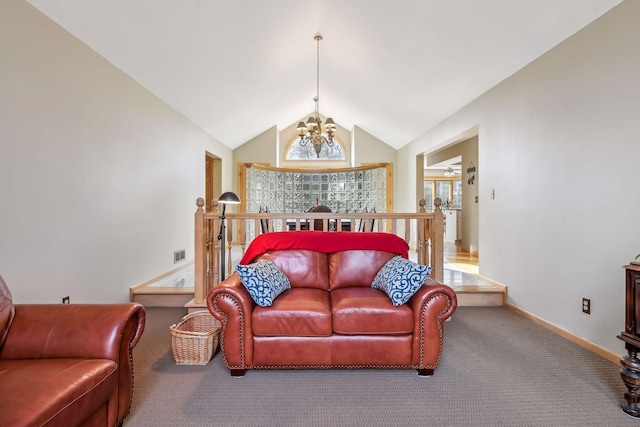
[296,33,336,158]
[315,34,320,114]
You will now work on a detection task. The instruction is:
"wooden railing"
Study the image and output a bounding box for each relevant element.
[193,198,444,306]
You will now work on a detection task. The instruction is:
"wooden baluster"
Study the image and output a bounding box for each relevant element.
[417,218,426,266]
[226,218,233,278]
[417,199,427,265]
[428,219,433,267]
[239,218,247,259]
[403,218,409,244]
[194,198,206,304]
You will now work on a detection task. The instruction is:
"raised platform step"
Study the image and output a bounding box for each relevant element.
[454,288,505,306]
[133,292,194,307]
[130,262,194,307]
[132,261,506,309]
[442,262,506,307]
[143,286,505,309]
[184,281,506,311]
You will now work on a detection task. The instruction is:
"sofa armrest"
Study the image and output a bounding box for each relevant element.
[206,272,255,369]
[408,278,457,368]
[1,303,145,359]
[1,303,146,423]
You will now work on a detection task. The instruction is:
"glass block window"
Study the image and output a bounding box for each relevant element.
[243,164,389,214]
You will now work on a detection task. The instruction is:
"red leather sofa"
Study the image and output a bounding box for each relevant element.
[207,231,457,377]
[0,275,145,427]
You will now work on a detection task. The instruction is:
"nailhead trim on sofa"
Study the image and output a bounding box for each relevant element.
[213,290,452,372]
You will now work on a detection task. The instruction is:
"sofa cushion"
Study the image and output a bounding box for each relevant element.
[328,250,396,290]
[372,256,432,306]
[252,288,332,337]
[330,287,413,335]
[0,275,15,350]
[236,259,291,307]
[0,358,117,427]
[262,250,329,290]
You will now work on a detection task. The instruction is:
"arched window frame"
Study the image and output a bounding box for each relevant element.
[283,133,348,165]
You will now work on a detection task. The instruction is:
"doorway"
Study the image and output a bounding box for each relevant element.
[421,134,479,286]
[205,153,222,212]
[423,136,478,255]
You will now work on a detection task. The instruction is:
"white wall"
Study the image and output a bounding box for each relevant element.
[0,0,233,303]
[233,125,279,192]
[398,0,640,355]
[353,126,399,209]
[352,126,397,167]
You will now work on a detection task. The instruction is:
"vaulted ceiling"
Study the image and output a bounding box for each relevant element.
[26,0,622,149]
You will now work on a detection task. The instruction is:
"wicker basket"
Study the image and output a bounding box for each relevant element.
[170,310,221,365]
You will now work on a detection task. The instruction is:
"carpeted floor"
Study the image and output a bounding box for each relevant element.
[124,306,636,426]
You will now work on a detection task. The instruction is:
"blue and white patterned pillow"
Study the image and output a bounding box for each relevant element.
[371,256,432,306]
[235,259,291,307]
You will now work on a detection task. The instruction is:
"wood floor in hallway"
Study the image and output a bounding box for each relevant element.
[443,241,505,305]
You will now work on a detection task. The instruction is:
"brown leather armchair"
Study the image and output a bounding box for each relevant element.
[0,275,146,427]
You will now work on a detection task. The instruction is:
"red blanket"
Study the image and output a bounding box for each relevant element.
[239,231,409,264]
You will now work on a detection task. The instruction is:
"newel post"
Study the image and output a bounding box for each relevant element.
[432,197,444,283]
[194,198,206,304]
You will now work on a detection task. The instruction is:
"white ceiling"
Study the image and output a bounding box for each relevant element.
[26,0,622,150]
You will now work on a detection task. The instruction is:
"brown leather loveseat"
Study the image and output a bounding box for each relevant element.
[207,231,457,377]
[0,275,146,427]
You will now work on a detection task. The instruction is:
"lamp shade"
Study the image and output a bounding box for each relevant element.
[218,191,241,204]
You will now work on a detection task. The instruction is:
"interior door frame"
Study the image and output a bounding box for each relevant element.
[205,152,222,212]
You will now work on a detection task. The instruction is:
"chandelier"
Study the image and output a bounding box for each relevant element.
[296,34,336,158]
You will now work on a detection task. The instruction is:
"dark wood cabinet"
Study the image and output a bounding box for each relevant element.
[618,264,640,417]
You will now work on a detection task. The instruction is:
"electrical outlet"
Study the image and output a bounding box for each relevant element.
[62,296,70,304]
[582,297,590,314]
